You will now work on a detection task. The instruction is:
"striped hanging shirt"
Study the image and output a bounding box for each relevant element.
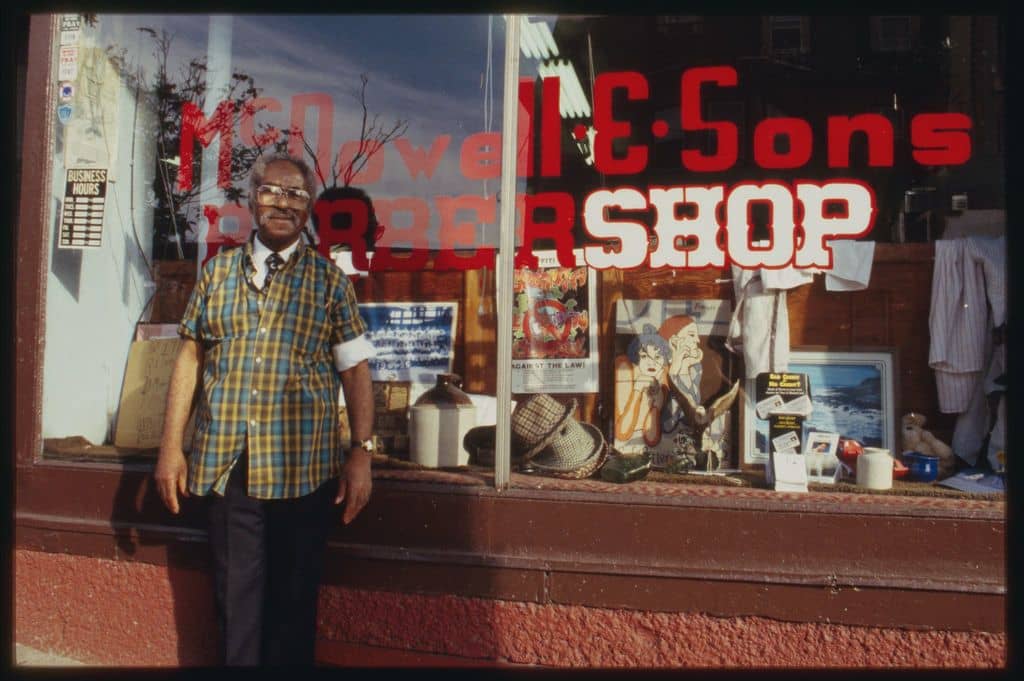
[179,237,367,499]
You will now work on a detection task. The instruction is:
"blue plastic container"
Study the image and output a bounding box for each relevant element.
[904,451,939,482]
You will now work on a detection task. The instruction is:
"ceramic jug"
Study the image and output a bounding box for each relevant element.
[409,374,476,468]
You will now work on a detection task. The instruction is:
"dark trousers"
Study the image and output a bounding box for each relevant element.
[207,453,339,666]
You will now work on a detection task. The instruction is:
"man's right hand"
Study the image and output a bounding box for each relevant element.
[155,448,190,514]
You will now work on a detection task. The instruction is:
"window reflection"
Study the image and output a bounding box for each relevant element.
[42,14,506,450]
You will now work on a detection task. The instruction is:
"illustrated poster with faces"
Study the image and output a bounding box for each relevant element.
[613,299,737,472]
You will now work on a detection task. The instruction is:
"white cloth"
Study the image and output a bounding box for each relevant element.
[825,241,875,291]
[332,335,376,372]
[253,234,376,375]
[928,237,1005,413]
[761,267,813,291]
[757,240,874,292]
[727,267,790,379]
[728,239,874,379]
[929,236,1006,465]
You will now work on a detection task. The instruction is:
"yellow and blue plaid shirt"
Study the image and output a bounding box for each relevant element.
[179,238,367,499]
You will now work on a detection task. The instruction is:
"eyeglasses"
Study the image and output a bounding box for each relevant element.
[255,184,311,205]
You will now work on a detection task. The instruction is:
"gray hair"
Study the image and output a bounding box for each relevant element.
[248,152,319,207]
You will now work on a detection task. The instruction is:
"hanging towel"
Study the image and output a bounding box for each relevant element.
[825,240,875,291]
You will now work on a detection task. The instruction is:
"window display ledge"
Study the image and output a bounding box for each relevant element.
[373,467,1004,520]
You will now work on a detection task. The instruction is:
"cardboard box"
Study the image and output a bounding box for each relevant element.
[114,338,181,449]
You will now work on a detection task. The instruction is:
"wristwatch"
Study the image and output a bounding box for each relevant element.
[351,437,376,454]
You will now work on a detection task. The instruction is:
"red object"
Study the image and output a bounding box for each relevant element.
[837,439,908,478]
[836,438,864,471]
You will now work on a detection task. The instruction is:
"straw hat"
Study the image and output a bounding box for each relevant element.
[510,394,608,479]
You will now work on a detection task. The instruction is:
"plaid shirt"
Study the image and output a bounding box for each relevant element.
[179,238,367,499]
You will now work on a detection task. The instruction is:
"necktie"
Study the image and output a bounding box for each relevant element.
[263,252,284,291]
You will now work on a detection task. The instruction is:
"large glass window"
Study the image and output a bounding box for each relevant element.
[508,15,1005,490]
[41,15,507,471]
[37,14,1006,501]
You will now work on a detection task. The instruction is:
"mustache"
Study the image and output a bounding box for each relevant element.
[261,209,299,222]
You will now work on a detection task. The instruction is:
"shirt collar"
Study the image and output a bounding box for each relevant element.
[252,232,301,266]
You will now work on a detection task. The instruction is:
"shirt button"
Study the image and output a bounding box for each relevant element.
[255,357,262,364]
[250,420,257,428]
[260,327,268,335]
[252,389,259,396]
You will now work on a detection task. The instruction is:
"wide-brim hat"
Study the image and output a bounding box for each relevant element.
[528,421,609,479]
[511,394,608,479]
[510,394,577,461]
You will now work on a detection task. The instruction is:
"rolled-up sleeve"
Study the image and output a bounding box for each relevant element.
[332,334,377,372]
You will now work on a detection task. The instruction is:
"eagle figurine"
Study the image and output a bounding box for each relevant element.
[666,378,741,471]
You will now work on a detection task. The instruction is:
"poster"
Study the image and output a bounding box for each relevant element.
[512,249,599,394]
[59,14,82,46]
[63,46,120,170]
[58,168,108,248]
[613,298,738,472]
[358,302,458,403]
[58,45,78,81]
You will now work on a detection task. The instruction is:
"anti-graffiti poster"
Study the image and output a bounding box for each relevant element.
[512,249,598,394]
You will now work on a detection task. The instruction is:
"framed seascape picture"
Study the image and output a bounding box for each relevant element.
[743,349,898,465]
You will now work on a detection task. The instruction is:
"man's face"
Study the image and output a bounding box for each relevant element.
[671,323,702,360]
[251,160,311,250]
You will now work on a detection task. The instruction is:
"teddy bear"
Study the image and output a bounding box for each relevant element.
[901,412,956,479]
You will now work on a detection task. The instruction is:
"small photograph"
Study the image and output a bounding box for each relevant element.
[804,431,841,483]
[805,431,840,456]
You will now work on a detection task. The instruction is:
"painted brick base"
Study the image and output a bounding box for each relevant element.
[15,550,1005,668]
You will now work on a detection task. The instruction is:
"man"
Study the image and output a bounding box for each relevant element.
[154,152,376,666]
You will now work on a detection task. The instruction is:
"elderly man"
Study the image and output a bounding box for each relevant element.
[155,152,376,665]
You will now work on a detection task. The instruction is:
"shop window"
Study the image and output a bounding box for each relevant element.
[506,14,1006,496]
[31,14,1005,502]
[38,14,505,473]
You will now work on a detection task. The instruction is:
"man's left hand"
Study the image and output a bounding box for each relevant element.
[335,450,373,524]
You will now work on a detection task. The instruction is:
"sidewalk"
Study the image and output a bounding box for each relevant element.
[14,644,86,667]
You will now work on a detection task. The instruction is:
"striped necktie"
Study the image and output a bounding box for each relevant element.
[263,252,284,291]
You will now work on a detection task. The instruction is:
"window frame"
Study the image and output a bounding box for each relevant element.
[14,14,1006,632]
